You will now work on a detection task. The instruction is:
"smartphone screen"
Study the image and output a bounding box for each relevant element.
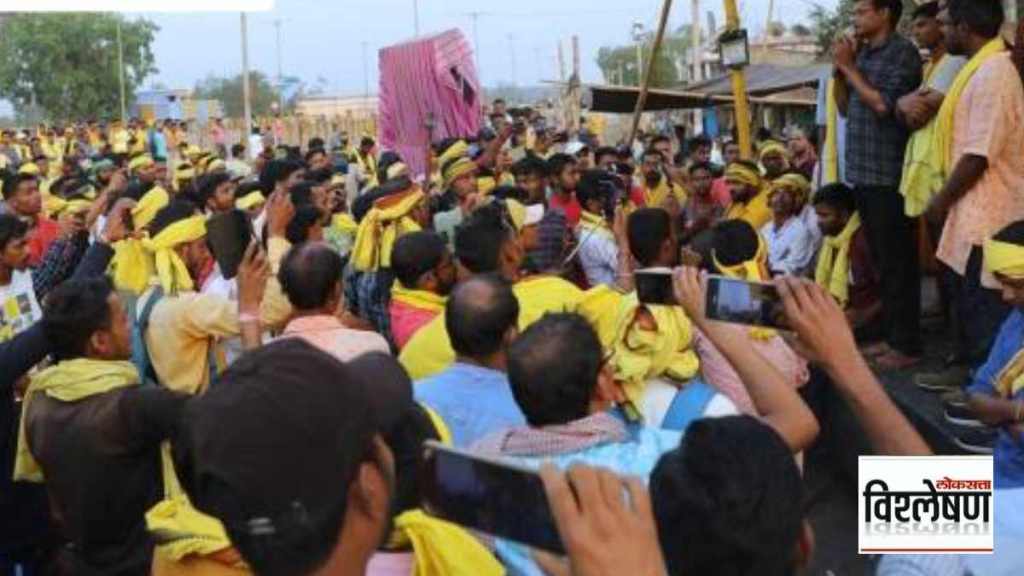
[635,268,677,306]
[419,441,565,554]
[206,210,253,280]
[705,275,786,329]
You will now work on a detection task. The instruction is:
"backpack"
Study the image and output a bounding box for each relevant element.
[130,286,164,386]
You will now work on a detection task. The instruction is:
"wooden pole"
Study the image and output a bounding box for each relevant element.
[627,0,674,145]
[241,13,253,153]
[723,0,752,159]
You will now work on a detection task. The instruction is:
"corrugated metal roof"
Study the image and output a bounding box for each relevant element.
[685,63,832,97]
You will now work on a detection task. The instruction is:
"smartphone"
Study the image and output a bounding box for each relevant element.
[206,210,253,280]
[419,441,565,554]
[635,268,677,306]
[705,275,787,329]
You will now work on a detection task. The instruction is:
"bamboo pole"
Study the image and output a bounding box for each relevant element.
[627,0,674,145]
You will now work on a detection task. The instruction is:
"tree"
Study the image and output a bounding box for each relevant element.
[194,71,277,118]
[596,24,697,88]
[0,13,158,122]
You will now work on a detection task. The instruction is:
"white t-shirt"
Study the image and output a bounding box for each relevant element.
[0,270,41,342]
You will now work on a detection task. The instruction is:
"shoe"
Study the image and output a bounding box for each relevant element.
[944,404,985,428]
[953,428,997,455]
[941,389,968,410]
[915,366,971,393]
[874,350,922,371]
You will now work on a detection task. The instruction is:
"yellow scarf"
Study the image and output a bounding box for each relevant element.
[15,359,138,482]
[577,284,626,349]
[143,215,207,294]
[936,38,1006,178]
[391,284,447,313]
[724,163,772,229]
[147,444,239,567]
[713,233,776,341]
[578,210,614,240]
[823,79,840,185]
[612,293,700,407]
[351,189,425,272]
[356,151,379,187]
[386,510,505,576]
[815,213,861,306]
[641,175,685,209]
[111,187,169,294]
[331,212,359,235]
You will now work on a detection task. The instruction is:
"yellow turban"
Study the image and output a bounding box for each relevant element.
[758,140,790,161]
[477,176,497,196]
[134,187,171,231]
[206,158,226,173]
[18,162,40,176]
[442,157,476,190]
[185,145,202,159]
[984,239,1024,280]
[235,191,266,211]
[725,162,763,189]
[769,173,812,208]
[129,155,155,173]
[142,215,207,294]
[713,232,776,340]
[351,188,425,272]
[108,187,170,294]
[54,199,92,217]
[438,140,469,166]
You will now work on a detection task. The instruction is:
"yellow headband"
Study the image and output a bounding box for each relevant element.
[235,191,266,211]
[142,215,207,294]
[386,162,409,181]
[351,188,425,271]
[769,173,812,207]
[443,157,476,190]
[18,162,40,176]
[56,199,93,216]
[759,140,789,160]
[725,163,763,189]
[133,186,171,231]
[206,158,226,173]
[984,239,1024,280]
[438,140,469,166]
[129,155,155,173]
[477,176,497,196]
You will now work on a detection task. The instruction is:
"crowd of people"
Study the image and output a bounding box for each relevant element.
[0,0,1023,575]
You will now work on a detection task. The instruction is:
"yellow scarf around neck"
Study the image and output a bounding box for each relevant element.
[578,210,614,240]
[641,175,684,209]
[387,510,504,576]
[936,38,1006,178]
[815,212,862,306]
[143,215,207,295]
[351,190,425,272]
[612,293,700,408]
[391,284,446,313]
[15,359,138,482]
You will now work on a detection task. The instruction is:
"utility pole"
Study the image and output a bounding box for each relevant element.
[116,19,126,124]
[274,19,284,114]
[629,0,674,145]
[631,22,645,87]
[469,12,482,74]
[361,41,370,101]
[241,12,253,153]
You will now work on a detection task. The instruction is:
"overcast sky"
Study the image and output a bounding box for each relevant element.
[136,0,838,95]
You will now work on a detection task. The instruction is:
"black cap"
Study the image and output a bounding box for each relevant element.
[174,340,412,551]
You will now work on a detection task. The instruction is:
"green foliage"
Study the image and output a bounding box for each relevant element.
[194,70,278,118]
[596,25,698,88]
[0,13,158,122]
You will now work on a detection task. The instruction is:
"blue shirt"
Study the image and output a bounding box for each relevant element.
[414,363,526,448]
[967,309,1024,488]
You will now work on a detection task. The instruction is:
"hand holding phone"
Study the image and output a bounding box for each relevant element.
[705,275,787,329]
[206,210,255,280]
[635,268,677,306]
[420,441,564,553]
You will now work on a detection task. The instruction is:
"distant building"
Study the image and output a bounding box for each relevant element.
[133,89,224,123]
[294,94,378,118]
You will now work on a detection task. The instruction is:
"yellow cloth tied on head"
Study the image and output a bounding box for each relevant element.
[351,189,425,271]
[612,293,700,407]
[18,162,40,176]
[442,157,476,191]
[724,163,772,229]
[54,199,93,217]
[438,140,469,167]
[758,140,790,168]
[713,233,776,341]
[477,176,497,196]
[143,215,207,294]
[388,510,505,576]
[129,154,155,173]
[770,173,811,208]
[815,213,861,306]
[936,38,1006,180]
[725,162,763,189]
[234,191,265,211]
[110,187,171,294]
[387,162,410,181]
[15,360,138,482]
[391,284,446,313]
